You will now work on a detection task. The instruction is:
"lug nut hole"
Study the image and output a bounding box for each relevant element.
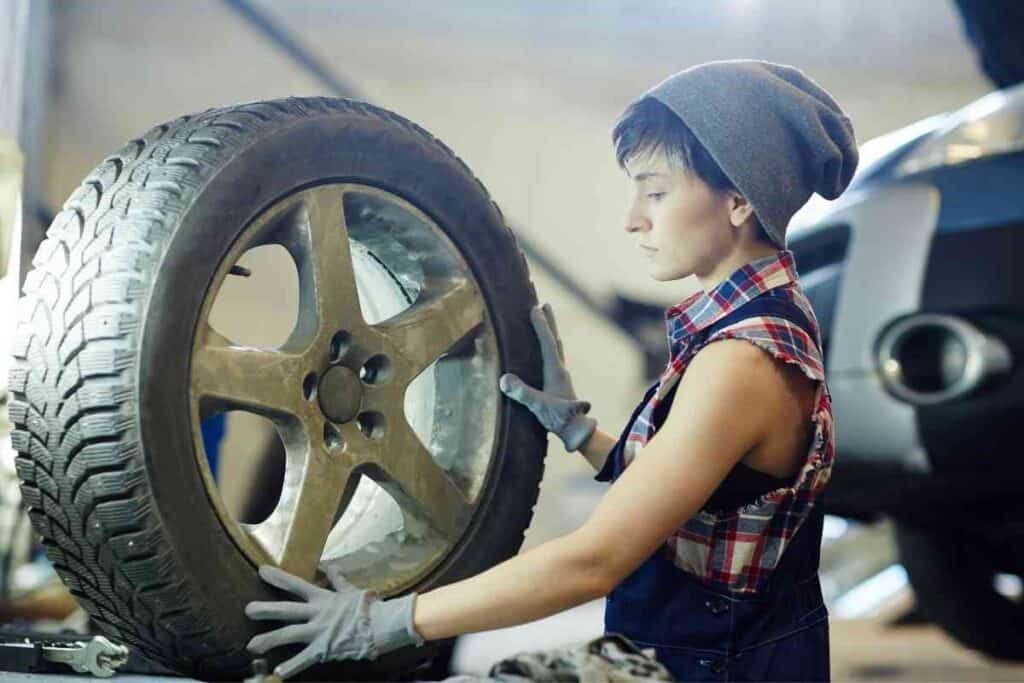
[360,355,392,384]
[357,411,386,440]
[330,331,352,363]
[302,372,318,400]
[323,422,344,450]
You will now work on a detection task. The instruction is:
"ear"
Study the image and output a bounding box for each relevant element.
[727,191,755,228]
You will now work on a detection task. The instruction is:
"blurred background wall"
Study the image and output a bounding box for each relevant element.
[37,0,994,545]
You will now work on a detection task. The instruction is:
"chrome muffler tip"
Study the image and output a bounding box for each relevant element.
[875,313,1012,405]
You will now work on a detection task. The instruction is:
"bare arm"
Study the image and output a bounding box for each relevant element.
[412,340,785,647]
[411,530,609,641]
[576,426,618,472]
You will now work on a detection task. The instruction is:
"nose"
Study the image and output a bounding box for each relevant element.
[624,200,648,234]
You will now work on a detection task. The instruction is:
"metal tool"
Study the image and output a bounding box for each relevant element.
[37,634,129,677]
[243,658,282,683]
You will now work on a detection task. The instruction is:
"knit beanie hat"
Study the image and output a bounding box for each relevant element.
[643,59,859,249]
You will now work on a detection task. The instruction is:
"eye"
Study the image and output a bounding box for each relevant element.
[647,192,665,200]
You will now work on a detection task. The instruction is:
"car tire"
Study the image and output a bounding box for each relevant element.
[7,97,548,680]
[894,520,1024,661]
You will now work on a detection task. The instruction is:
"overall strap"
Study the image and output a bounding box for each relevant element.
[703,289,815,341]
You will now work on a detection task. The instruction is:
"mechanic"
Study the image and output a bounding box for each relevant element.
[244,59,858,681]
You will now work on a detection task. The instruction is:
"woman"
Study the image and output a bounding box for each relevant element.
[245,59,858,681]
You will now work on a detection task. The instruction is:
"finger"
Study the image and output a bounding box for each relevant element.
[245,600,315,622]
[498,373,520,395]
[247,623,316,655]
[275,646,320,680]
[498,373,545,406]
[530,305,563,367]
[324,564,357,592]
[257,565,315,600]
[542,303,566,362]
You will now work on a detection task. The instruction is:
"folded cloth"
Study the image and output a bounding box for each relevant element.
[439,633,674,682]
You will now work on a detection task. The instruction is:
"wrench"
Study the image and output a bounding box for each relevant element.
[39,634,129,677]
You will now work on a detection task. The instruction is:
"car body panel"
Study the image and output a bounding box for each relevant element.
[788,84,1024,516]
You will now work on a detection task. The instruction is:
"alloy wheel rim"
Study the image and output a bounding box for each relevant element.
[188,183,501,594]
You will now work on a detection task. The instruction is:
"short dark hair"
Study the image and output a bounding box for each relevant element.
[612,96,773,245]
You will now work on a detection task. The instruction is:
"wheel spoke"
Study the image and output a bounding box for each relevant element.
[192,325,306,418]
[375,278,484,377]
[275,436,358,579]
[368,418,472,542]
[300,186,364,333]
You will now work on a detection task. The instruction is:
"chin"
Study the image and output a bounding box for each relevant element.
[650,263,691,282]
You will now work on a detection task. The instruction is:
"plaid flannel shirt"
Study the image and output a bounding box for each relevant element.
[621,248,834,594]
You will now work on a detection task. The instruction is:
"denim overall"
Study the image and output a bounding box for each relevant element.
[599,293,831,682]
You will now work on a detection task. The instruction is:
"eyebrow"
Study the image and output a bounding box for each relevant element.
[632,172,667,181]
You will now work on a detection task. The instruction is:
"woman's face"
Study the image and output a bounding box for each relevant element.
[623,149,736,282]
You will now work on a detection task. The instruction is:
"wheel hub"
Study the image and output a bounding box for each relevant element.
[318,365,362,423]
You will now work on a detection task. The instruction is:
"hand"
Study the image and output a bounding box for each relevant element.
[245,564,425,679]
[499,302,597,452]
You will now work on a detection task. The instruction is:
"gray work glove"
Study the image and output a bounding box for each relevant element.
[245,564,425,679]
[499,303,597,452]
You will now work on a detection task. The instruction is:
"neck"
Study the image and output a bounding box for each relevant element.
[696,241,781,293]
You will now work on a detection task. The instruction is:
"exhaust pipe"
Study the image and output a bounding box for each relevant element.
[875,313,1013,405]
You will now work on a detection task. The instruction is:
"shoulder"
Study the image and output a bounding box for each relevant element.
[685,336,786,395]
[654,337,780,459]
[702,304,825,382]
[683,331,818,424]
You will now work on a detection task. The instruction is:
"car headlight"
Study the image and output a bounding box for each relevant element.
[895,84,1024,177]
